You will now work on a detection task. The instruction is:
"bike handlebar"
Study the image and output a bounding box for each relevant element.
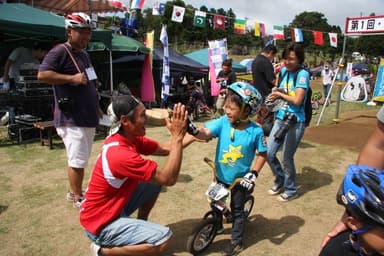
[204,157,245,190]
[204,157,216,171]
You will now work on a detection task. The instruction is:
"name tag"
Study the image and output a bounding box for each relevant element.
[85,67,97,81]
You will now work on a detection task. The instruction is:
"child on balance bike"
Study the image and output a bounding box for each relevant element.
[189,81,267,256]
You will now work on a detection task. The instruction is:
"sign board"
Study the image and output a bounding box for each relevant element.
[345,15,384,35]
[372,59,384,102]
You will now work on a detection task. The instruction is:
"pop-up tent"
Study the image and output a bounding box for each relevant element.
[107,47,209,103]
[112,47,208,77]
[240,58,254,73]
[88,33,150,91]
[88,33,149,53]
[185,48,246,73]
[0,3,66,42]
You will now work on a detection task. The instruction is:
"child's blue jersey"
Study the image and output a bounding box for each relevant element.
[205,116,267,185]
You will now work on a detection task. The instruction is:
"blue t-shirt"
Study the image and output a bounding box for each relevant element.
[275,67,310,123]
[39,43,99,128]
[205,116,267,185]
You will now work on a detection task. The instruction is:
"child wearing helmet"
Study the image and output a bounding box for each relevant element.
[190,81,267,255]
[320,165,384,256]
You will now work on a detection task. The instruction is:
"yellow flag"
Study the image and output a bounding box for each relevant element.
[254,22,261,37]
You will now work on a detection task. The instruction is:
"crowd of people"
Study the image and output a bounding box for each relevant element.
[2,11,383,256]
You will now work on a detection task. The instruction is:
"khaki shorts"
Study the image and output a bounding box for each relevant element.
[215,94,226,111]
[56,126,96,168]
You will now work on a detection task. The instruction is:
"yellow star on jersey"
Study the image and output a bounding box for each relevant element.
[219,145,244,165]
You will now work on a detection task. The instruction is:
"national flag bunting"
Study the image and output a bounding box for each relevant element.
[160,25,170,101]
[254,22,266,37]
[193,10,206,28]
[234,18,246,34]
[130,0,145,9]
[171,5,185,23]
[313,30,324,45]
[213,14,225,30]
[152,2,165,16]
[329,32,338,48]
[273,25,285,40]
[254,22,261,37]
[292,28,304,42]
[259,23,266,38]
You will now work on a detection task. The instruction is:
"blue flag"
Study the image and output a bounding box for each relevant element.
[292,28,304,42]
[160,24,170,101]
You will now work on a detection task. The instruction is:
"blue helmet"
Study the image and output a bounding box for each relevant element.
[228,82,262,116]
[338,165,384,226]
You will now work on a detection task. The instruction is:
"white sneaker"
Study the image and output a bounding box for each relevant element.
[267,185,282,195]
[90,242,101,256]
[277,193,298,202]
[66,191,75,202]
[73,196,84,209]
[66,191,84,202]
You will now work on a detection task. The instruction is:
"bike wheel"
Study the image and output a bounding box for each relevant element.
[244,195,254,219]
[203,210,215,219]
[186,218,218,255]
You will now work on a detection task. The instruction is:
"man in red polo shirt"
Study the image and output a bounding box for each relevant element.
[80,95,195,256]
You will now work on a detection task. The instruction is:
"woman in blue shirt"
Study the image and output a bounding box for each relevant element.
[266,43,310,202]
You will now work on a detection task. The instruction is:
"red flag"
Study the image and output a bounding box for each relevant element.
[259,23,266,38]
[213,14,225,30]
[313,30,324,46]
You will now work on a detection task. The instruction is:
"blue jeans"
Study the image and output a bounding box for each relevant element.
[85,182,171,247]
[323,83,331,99]
[230,185,248,245]
[267,119,305,196]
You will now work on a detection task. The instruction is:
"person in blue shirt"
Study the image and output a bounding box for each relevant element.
[265,42,311,202]
[191,82,267,256]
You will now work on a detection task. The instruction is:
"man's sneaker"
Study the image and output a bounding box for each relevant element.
[222,242,243,256]
[277,192,298,202]
[268,185,282,195]
[90,242,102,256]
[73,196,84,209]
[66,191,75,202]
[66,191,84,202]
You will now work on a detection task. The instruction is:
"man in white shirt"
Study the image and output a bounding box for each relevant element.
[321,65,334,104]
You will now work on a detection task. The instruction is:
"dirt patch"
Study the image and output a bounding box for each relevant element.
[304,109,378,151]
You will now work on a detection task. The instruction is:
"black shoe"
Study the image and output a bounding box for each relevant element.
[222,242,244,256]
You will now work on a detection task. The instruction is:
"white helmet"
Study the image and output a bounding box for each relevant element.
[65,12,92,29]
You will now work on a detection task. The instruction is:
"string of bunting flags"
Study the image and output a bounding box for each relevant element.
[151,2,340,47]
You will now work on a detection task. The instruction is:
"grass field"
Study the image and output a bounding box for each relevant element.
[0,78,381,255]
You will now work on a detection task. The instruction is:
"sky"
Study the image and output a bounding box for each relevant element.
[119,0,384,34]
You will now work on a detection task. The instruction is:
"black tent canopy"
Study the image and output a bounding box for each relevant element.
[112,47,208,77]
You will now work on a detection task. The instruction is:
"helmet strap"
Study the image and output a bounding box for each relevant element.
[351,225,373,236]
[349,225,373,255]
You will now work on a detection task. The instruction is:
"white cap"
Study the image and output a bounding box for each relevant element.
[107,95,141,135]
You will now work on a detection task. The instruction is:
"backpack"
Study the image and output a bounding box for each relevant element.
[278,67,312,127]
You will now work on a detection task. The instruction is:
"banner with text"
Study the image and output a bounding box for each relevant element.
[208,38,227,96]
